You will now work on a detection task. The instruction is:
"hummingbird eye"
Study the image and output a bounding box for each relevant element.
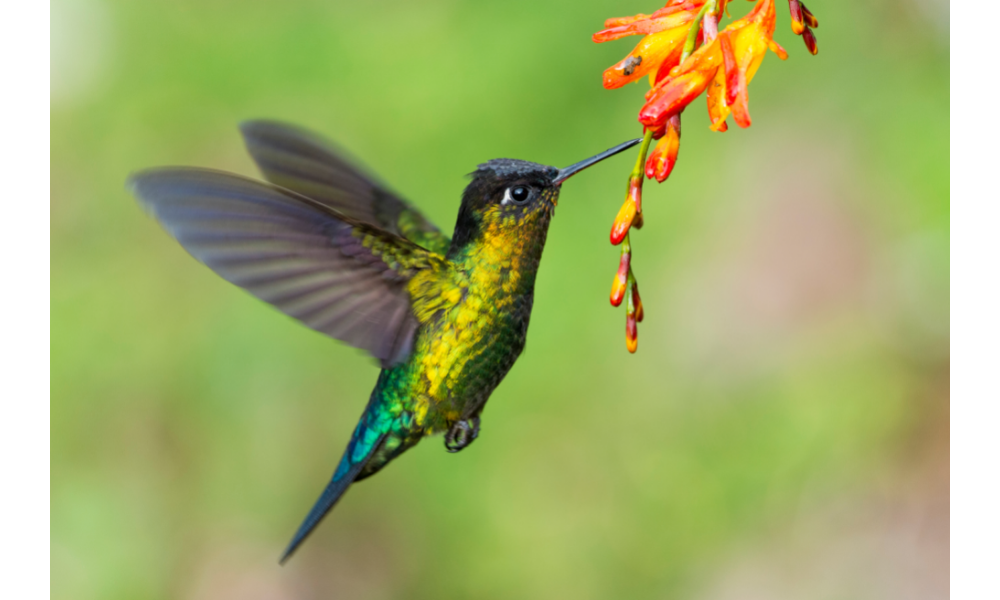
[504,185,531,205]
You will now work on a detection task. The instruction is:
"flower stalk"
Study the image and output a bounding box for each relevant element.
[594,0,819,352]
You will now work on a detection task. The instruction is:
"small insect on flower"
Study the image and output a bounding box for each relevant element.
[593,0,820,353]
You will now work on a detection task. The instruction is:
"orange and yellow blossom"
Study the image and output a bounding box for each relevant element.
[639,0,786,131]
[595,2,705,90]
[593,0,819,353]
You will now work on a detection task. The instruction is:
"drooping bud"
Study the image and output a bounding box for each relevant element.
[788,0,805,35]
[610,245,631,307]
[626,313,638,353]
[632,281,644,322]
[610,198,637,245]
[610,176,642,245]
[625,278,638,353]
[802,27,818,55]
[801,2,818,28]
[645,113,681,182]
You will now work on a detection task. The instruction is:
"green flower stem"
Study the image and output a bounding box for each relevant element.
[681,0,715,62]
[632,129,655,181]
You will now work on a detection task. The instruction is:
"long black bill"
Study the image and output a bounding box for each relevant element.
[552,137,643,184]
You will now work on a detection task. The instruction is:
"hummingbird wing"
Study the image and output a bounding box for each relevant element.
[130,168,446,366]
[239,120,451,255]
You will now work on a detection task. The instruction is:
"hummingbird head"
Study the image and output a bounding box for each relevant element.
[449,138,641,252]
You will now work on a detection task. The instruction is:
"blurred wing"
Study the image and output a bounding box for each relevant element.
[239,120,451,255]
[130,168,446,366]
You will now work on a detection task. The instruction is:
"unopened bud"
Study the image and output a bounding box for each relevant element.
[610,250,630,307]
[626,313,638,353]
[788,0,806,35]
[802,27,818,55]
[645,113,681,182]
[801,2,818,28]
[625,277,639,352]
[632,282,644,323]
[610,177,642,245]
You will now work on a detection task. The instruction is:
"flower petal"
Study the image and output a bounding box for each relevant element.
[603,25,690,90]
[706,67,731,131]
[720,31,739,106]
[640,40,722,128]
[593,9,700,43]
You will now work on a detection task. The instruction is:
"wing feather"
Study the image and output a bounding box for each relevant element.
[240,120,451,255]
[129,167,444,366]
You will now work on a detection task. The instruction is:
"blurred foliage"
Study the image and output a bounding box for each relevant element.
[51,0,948,598]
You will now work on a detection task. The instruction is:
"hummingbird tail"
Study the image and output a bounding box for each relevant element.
[279,422,387,564]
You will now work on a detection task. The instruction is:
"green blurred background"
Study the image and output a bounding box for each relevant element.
[51,1,949,598]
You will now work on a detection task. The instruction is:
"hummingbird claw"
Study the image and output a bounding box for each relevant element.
[444,416,481,453]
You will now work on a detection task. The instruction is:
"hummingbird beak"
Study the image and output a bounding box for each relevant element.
[552,138,643,184]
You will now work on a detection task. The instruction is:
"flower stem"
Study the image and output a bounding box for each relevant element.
[681,0,716,62]
[632,129,655,180]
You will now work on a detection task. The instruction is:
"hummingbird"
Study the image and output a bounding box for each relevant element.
[129,121,639,562]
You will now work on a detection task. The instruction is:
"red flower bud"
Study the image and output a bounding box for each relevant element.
[788,0,805,35]
[801,2,818,28]
[610,251,630,307]
[626,313,638,353]
[632,282,644,323]
[625,281,638,353]
[802,27,818,55]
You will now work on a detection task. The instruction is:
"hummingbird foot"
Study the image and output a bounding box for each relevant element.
[444,416,480,453]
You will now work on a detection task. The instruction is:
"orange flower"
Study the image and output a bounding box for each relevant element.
[640,0,787,131]
[593,0,819,354]
[638,36,722,129]
[594,2,705,90]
